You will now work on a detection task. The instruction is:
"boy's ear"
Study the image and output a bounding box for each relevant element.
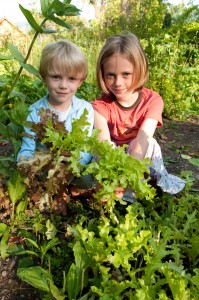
[40,73,46,84]
[77,80,84,88]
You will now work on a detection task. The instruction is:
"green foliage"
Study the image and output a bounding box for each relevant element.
[0,1,199,299]
[99,0,167,39]
[145,33,199,119]
[65,188,199,299]
[8,171,26,220]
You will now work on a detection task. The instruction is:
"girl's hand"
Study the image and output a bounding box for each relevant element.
[128,118,158,160]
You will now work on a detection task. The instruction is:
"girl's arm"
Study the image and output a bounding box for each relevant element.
[128,118,158,160]
[94,110,111,142]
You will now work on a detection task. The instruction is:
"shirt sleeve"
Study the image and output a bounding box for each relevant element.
[17,111,38,161]
[92,99,110,121]
[144,92,164,127]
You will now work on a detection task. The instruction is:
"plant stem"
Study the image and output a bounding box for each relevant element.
[8,18,47,97]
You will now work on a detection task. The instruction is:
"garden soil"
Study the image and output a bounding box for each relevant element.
[0,118,198,299]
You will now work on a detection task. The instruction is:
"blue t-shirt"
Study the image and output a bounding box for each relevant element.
[17,94,94,165]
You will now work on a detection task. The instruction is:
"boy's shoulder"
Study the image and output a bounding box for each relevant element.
[72,95,93,109]
[29,95,48,111]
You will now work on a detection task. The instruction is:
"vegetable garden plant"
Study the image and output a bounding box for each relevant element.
[0,1,199,299]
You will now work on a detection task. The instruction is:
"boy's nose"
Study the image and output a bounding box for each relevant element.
[59,79,68,88]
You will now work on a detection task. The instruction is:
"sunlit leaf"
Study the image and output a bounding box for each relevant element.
[188,158,199,168]
[17,266,52,292]
[8,171,26,206]
[8,43,24,63]
[0,55,12,61]
[19,5,44,33]
[40,0,49,15]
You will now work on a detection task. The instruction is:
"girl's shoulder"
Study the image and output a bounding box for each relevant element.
[142,87,162,100]
[93,93,114,105]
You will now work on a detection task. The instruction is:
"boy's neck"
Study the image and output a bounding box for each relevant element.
[48,98,72,112]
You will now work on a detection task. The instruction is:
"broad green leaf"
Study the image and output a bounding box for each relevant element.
[188,158,199,168]
[0,225,10,258]
[19,5,44,33]
[191,269,199,289]
[26,238,40,250]
[66,263,79,300]
[16,199,28,215]
[8,90,26,101]
[8,43,24,63]
[40,238,60,256]
[48,16,71,29]
[51,0,80,17]
[45,219,58,240]
[20,63,41,78]
[0,122,8,138]
[40,0,49,15]
[0,223,8,237]
[49,280,66,300]
[8,171,26,206]
[17,266,52,292]
[0,55,12,60]
[7,245,39,257]
[43,28,59,34]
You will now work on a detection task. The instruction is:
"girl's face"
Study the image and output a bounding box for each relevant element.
[44,68,83,110]
[103,53,134,101]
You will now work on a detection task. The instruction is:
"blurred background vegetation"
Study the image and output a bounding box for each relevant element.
[0,0,198,120]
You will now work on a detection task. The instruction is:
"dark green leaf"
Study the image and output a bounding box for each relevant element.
[51,0,80,17]
[42,28,59,34]
[48,16,71,29]
[0,55,12,61]
[8,43,24,63]
[20,62,41,78]
[17,266,52,292]
[188,158,199,168]
[19,5,44,33]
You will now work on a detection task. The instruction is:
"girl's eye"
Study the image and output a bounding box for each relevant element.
[123,73,131,78]
[106,74,114,79]
[69,77,75,81]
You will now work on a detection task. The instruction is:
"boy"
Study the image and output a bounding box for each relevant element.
[17,39,94,165]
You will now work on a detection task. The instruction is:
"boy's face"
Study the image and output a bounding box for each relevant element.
[44,69,83,109]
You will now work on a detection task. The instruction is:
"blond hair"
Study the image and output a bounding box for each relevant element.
[39,39,88,80]
[97,33,148,94]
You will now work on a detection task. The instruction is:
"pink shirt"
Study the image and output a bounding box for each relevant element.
[92,87,164,146]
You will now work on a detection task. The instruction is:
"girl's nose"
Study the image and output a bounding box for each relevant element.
[114,76,122,86]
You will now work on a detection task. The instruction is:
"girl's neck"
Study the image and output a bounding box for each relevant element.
[115,91,139,108]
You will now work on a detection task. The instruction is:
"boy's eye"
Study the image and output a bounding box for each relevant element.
[50,74,59,79]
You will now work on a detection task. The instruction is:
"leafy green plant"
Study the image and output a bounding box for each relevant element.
[5,0,81,98]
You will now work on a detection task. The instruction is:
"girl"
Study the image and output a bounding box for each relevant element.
[92,33,185,198]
